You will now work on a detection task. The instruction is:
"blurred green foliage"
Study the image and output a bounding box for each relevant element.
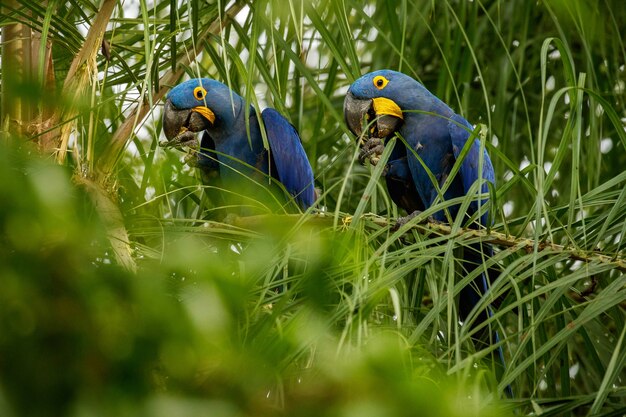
[0,143,507,416]
[2,0,626,415]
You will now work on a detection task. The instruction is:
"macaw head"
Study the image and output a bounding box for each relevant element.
[344,69,426,139]
[162,78,243,144]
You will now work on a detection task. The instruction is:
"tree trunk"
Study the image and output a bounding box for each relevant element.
[1,0,55,149]
[1,0,29,134]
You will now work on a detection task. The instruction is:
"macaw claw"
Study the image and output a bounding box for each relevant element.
[159,130,197,149]
[358,136,385,165]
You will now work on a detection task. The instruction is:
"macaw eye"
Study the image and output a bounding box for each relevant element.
[193,86,207,100]
[373,75,389,90]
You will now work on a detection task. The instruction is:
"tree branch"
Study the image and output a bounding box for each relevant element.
[226,212,626,273]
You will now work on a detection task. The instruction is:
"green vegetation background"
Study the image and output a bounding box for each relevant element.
[1,0,625,415]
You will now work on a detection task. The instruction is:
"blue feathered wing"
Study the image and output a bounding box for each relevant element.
[261,108,316,209]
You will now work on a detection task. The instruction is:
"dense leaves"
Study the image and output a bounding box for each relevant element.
[1,0,626,415]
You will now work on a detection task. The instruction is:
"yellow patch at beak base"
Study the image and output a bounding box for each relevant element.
[192,106,216,124]
[372,97,403,119]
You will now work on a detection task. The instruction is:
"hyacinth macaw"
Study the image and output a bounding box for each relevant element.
[343,70,501,358]
[161,78,316,212]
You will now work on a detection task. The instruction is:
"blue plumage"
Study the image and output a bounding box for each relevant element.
[162,78,315,211]
[344,70,506,387]
[347,70,495,223]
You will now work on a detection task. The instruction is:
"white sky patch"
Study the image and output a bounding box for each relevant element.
[520,156,530,171]
[363,3,376,17]
[144,185,156,201]
[595,104,605,117]
[77,21,89,37]
[230,244,241,254]
[235,4,250,25]
[503,201,514,217]
[549,49,561,60]
[570,260,583,271]
[180,160,192,174]
[131,163,146,184]
[543,161,552,175]
[254,83,269,110]
[126,140,140,157]
[529,218,547,232]
[68,131,77,149]
[600,138,613,154]
[305,36,330,71]
[236,45,249,66]
[366,27,378,42]
[122,0,140,17]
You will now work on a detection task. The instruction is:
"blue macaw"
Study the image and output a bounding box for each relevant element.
[344,70,501,359]
[161,78,316,212]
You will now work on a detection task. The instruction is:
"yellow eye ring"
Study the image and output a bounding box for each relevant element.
[373,75,389,90]
[193,86,207,100]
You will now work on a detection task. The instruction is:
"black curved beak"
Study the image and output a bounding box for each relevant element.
[343,91,404,140]
[161,99,215,147]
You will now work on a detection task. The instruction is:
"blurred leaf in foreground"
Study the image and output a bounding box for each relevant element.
[0,142,509,416]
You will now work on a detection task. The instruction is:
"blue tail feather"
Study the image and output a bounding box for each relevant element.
[460,244,512,397]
